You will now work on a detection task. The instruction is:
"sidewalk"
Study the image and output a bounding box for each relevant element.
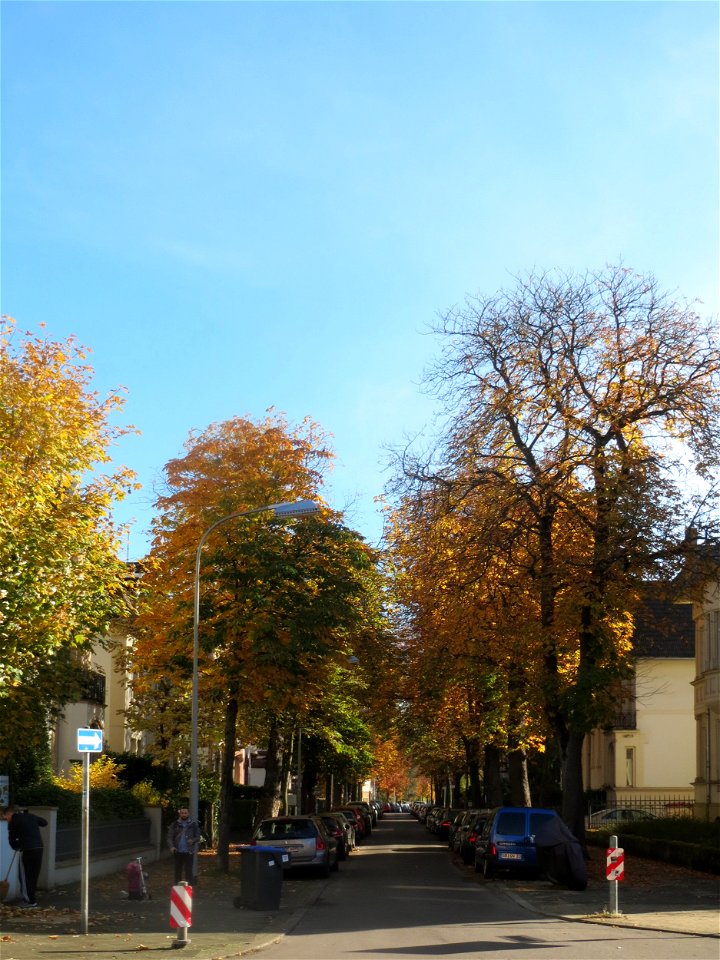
[0,851,325,959]
[498,869,719,938]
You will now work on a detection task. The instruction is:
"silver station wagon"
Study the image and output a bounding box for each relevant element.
[251,816,339,877]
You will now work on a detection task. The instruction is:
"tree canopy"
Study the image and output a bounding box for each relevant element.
[0,317,137,770]
[389,266,720,836]
[128,412,389,863]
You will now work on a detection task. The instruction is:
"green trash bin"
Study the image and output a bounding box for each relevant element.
[236,845,288,910]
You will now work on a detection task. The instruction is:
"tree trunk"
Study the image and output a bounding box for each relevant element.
[560,730,587,846]
[301,758,318,814]
[453,768,463,806]
[462,736,482,807]
[256,718,285,822]
[279,735,293,816]
[483,746,503,806]
[216,694,238,872]
[468,756,482,807]
[508,748,531,806]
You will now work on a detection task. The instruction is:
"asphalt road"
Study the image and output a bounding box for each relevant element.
[260,814,718,960]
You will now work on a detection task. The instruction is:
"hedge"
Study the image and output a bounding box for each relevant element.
[588,826,720,875]
[15,782,145,823]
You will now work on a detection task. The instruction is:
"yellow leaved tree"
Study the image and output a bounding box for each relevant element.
[0,317,138,780]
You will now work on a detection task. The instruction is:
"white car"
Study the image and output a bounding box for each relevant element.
[587,807,656,827]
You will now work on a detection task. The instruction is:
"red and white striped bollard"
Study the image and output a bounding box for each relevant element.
[170,881,192,948]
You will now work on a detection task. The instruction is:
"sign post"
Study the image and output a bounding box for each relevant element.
[77,728,103,935]
[606,834,625,916]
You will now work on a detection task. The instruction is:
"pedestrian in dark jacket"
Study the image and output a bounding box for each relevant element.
[166,807,201,884]
[1,805,47,907]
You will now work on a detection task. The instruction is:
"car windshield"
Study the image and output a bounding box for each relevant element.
[256,819,316,840]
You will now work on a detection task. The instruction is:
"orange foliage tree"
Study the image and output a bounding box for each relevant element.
[391,266,720,840]
[129,412,387,867]
[370,736,414,800]
[386,483,549,807]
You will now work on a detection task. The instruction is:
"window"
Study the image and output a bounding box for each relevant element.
[707,610,719,670]
[625,747,636,787]
[496,812,526,836]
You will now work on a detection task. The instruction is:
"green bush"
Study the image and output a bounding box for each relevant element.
[15,782,82,821]
[15,781,145,823]
[105,751,183,793]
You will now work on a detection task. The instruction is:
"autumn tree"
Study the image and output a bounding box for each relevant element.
[129,412,388,868]
[393,266,720,840]
[371,735,415,800]
[386,483,549,808]
[0,317,137,780]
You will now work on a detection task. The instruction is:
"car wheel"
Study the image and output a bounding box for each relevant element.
[483,858,494,880]
[331,856,339,873]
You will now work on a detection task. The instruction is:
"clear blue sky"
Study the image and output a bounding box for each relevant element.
[2,1,718,559]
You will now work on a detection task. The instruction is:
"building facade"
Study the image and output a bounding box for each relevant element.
[691,574,720,820]
[583,599,695,813]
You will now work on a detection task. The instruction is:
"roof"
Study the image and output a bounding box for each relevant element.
[673,535,720,600]
[632,598,694,659]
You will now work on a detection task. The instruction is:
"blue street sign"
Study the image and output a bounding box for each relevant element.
[77,728,103,752]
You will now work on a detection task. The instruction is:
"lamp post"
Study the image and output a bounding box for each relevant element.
[189,499,321,828]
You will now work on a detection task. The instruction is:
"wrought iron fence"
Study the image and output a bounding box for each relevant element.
[587,794,695,826]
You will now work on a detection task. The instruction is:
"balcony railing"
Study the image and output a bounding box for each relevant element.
[609,710,637,730]
[78,669,106,705]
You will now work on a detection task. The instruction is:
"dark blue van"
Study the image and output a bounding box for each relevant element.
[474,806,560,878]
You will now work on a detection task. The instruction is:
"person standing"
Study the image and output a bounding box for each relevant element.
[1,805,48,907]
[166,806,200,884]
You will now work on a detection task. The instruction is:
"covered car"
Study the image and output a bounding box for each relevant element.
[534,816,587,891]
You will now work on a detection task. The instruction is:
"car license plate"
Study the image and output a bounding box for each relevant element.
[499,853,522,860]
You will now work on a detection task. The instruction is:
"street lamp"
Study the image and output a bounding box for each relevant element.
[189,499,321,827]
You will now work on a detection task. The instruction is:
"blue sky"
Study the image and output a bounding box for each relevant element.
[2,1,718,559]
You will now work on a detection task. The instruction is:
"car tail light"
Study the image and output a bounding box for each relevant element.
[489,843,497,857]
[315,836,327,852]
[468,832,477,843]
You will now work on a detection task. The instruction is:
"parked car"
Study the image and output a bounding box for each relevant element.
[451,810,475,853]
[318,812,354,860]
[458,810,492,865]
[330,810,358,850]
[354,801,377,827]
[347,802,373,835]
[251,816,339,877]
[534,816,587,890]
[335,807,367,843]
[474,806,560,878]
[586,807,657,828]
[435,808,465,841]
[448,811,467,848]
[425,806,443,832]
